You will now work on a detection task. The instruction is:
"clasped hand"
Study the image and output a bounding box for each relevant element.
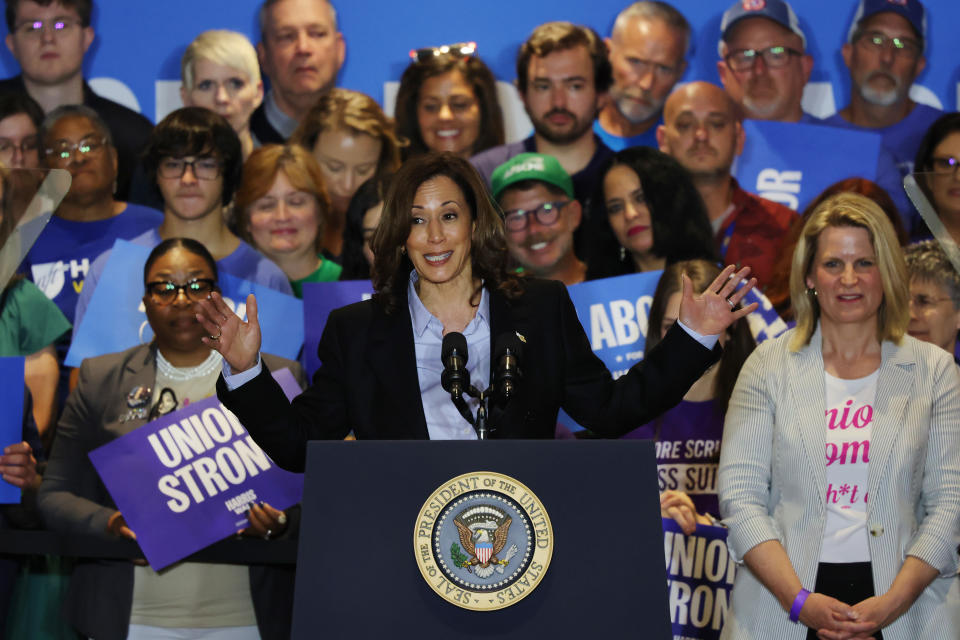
[0,441,40,490]
[799,591,898,640]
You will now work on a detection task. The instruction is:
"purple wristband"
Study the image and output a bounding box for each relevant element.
[789,588,811,623]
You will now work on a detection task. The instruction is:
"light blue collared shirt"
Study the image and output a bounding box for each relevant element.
[407,273,489,440]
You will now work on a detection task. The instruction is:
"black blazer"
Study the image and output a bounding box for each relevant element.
[219,278,719,472]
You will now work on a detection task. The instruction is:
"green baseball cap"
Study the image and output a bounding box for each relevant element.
[490,152,574,201]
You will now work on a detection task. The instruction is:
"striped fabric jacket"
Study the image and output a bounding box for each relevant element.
[718,325,960,640]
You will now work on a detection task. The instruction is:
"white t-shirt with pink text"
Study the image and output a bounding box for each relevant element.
[819,369,878,563]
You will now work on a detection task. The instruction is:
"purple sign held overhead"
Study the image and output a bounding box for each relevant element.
[88,371,304,569]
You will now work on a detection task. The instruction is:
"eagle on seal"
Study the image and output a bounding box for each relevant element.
[454,515,512,573]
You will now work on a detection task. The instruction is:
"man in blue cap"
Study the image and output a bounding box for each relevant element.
[716,0,816,123]
[821,0,938,182]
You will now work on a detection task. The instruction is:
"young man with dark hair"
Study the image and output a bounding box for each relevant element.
[75,107,291,326]
[0,0,153,199]
[471,21,613,212]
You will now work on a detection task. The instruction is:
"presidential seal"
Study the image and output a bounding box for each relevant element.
[413,471,553,611]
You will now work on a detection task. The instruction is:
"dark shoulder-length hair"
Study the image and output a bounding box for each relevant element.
[584,147,716,280]
[394,54,505,161]
[646,259,755,418]
[914,112,960,211]
[341,172,393,280]
[370,152,522,314]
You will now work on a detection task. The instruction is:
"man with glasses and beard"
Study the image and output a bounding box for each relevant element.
[821,0,939,183]
[716,0,815,124]
[471,22,613,214]
[657,82,794,289]
[491,153,586,286]
[594,1,690,152]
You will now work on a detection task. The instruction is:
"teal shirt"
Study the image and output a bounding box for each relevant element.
[0,278,72,356]
[289,257,343,298]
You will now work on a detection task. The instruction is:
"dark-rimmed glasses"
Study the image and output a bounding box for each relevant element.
[158,157,222,181]
[45,136,107,164]
[409,42,477,63]
[856,31,921,60]
[725,46,803,72]
[503,201,568,231]
[929,156,960,177]
[0,136,39,157]
[145,278,218,305]
[13,18,81,38]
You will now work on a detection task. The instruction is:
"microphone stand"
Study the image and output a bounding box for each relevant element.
[452,384,494,440]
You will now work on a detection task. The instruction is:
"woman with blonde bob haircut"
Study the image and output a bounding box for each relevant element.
[180,30,264,160]
[292,89,404,257]
[718,191,960,640]
[235,144,339,297]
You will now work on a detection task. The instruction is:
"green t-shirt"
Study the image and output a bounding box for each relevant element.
[0,278,72,356]
[289,257,343,298]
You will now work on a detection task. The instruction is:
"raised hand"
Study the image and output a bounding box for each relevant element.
[678,264,758,337]
[195,292,261,373]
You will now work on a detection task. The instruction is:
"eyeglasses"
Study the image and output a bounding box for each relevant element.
[0,136,39,157]
[45,136,107,164]
[158,157,222,180]
[909,293,954,312]
[724,46,803,72]
[13,17,81,38]
[856,31,921,60]
[623,57,681,80]
[409,41,477,63]
[929,156,960,177]
[503,201,568,231]
[145,278,218,305]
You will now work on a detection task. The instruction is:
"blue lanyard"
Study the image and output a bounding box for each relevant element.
[720,218,736,259]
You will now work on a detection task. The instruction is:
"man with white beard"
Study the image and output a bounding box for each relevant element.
[820,0,938,182]
[593,1,690,151]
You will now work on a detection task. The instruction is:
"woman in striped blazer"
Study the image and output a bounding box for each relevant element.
[718,193,960,640]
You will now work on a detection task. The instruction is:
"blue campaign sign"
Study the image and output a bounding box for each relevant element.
[0,357,25,504]
[735,120,884,214]
[662,518,735,640]
[66,240,303,367]
[88,377,303,570]
[302,280,373,379]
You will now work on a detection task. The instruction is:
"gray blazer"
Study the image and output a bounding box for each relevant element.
[38,343,303,640]
[718,326,960,640]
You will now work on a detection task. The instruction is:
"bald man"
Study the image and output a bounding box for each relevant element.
[657,81,795,289]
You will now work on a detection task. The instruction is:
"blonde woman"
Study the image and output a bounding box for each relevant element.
[181,30,264,160]
[719,193,960,639]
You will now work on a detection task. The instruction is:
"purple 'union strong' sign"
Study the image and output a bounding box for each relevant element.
[88,371,304,569]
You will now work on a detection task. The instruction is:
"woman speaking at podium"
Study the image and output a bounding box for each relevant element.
[199,153,757,471]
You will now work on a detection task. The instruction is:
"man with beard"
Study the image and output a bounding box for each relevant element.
[716,0,815,123]
[657,82,794,289]
[821,0,938,181]
[491,153,586,285]
[594,1,689,151]
[471,22,613,211]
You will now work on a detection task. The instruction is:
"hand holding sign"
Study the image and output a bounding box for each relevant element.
[239,501,288,539]
[107,511,136,540]
[679,265,758,337]
[197,292,262,373]
[660,490,710,536]
[0,441,39,490]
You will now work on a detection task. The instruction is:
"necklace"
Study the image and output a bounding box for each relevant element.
[156,349,222,382]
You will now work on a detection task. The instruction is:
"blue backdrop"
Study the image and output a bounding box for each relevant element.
[2,0,955,127]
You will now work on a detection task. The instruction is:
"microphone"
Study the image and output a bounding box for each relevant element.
[441,332,470,401]
[493,332,523,405]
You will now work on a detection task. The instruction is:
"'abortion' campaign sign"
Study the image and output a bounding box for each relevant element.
[302,280,373,378]
[662,518,735,640]
[0,357,25,504]
[89,381,303,569]
[67,239,304,367]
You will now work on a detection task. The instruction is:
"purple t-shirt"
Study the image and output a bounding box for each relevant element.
[622,399,724,516]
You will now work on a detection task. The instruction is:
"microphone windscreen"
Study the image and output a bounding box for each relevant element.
[441,331,468,364]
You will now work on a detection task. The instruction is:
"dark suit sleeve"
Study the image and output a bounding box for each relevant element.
[218,311,352,472]
[38,360,117,538]
[555,282,719,436]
